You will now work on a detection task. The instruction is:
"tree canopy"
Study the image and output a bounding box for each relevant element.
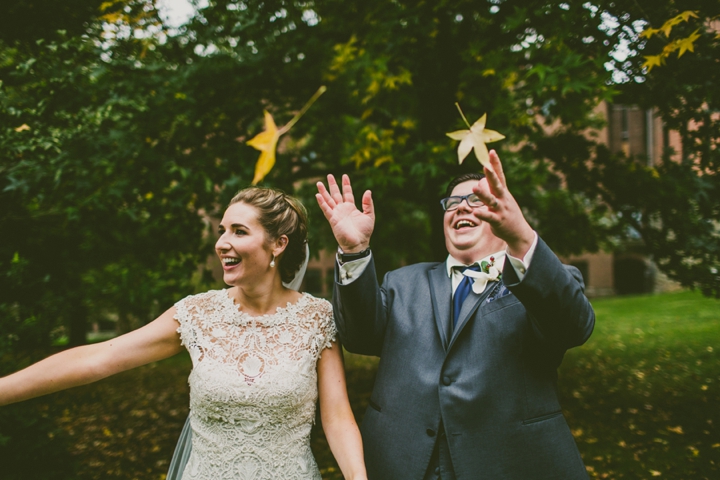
[1,0,719,360]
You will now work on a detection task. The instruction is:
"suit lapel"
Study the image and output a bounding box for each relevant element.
[427,263,452,351]
[448,281,501,351]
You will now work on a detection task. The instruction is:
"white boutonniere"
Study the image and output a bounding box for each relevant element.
[464,256,503,293]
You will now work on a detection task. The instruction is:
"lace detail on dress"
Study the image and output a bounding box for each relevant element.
[174,290,336,480]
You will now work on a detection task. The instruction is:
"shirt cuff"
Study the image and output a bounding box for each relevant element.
[337,252,373,285]
[505,232,538,282]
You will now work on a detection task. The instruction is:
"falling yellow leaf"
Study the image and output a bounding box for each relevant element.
[667,425,684,434]
[246,86,326,185]
[446,103,505,167]
[677,30,701,57]
[247,110,280,185]
[14,124,30,132]
[650,470,662,477]
[642,55,664,72]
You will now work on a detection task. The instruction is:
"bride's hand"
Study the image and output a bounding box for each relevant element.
[316,174,375,253]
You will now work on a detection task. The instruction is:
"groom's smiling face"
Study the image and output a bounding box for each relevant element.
[443,179,505,264]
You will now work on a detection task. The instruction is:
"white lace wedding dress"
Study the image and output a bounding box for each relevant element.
[173,289,337,480]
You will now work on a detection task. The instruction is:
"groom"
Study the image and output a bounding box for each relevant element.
[316,150,594,480]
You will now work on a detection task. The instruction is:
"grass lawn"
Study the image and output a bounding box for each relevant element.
[559,290,720,479]
[4,290,718,479]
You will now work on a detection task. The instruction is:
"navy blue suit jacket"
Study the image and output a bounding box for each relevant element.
[333,238,594,479]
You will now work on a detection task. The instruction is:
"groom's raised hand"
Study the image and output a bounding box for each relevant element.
[316,174,375,253]
[471,150,536,259]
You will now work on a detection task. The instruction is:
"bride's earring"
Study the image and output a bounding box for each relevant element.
[270,254,276,268]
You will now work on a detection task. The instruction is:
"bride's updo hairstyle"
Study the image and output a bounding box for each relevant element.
[228,187,308,284]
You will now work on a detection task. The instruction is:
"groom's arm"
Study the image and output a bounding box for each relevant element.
[503,236,595,350]
[333,254,388,357]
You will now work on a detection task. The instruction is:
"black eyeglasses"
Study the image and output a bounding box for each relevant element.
[439,193,484,211]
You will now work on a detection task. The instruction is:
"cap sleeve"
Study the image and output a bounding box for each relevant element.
[173,293,207,365]
[315,298,337,357]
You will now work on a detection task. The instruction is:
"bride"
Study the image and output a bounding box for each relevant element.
[0,187,367,480]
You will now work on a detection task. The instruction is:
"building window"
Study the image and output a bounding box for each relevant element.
[613,256,654,295]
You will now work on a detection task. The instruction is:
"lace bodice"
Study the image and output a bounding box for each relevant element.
[174,290,337,480]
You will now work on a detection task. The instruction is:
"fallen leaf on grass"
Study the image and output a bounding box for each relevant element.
[667,426,684,434]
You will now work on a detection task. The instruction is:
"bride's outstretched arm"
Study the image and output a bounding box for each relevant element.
[317,341,368,480]
[0,306,184,406]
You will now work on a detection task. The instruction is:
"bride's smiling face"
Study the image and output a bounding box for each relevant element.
[215,202,275,286]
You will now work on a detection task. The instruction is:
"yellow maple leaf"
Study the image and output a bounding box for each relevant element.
[659,15,684,37]
[247,110,280,185]
[641,27,661,39]
[642,55,664,72]
[677,29,701,57]
[446,103,505,167]
[642,11,698,40]
[677,11,699,22]
[246,86,326,185]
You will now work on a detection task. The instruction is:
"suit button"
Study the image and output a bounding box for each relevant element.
[442,376,451,386]
[426,428,436,437]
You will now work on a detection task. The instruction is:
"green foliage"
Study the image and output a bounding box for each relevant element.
[0,8,219,353]
[178,0,621,271]
[556,0,720,296]
[2,0,718,369]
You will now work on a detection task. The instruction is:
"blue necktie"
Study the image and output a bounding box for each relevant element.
[453,265,481,328]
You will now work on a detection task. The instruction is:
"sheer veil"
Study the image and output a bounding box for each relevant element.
[166,244,311,479]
